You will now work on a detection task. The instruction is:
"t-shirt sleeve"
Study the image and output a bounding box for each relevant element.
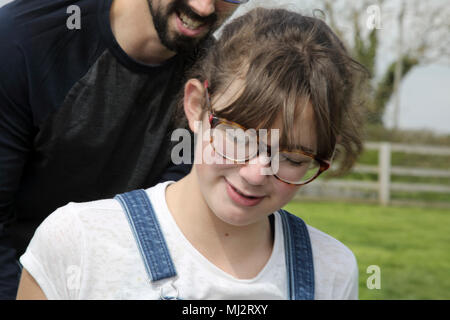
[307,225,360,300]
[19,204,84,300]
[339,254,359,300]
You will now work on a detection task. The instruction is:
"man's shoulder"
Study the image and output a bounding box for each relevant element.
[0,0,103,62]
[0,0,97,37]
[0,0,109,123]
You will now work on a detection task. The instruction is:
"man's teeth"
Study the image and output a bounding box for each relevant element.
[179,12,204,30]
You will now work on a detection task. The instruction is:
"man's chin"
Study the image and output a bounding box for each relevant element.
[163,34,211,55]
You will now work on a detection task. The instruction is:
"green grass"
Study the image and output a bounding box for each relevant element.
[283,200,450,300]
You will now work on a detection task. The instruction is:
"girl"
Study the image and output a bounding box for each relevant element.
[17,8,367,300]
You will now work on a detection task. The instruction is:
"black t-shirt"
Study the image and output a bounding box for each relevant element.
[0,0,193,260]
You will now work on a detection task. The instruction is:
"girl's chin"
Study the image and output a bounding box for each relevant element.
[211,200,270,228]
[213,210,257,227]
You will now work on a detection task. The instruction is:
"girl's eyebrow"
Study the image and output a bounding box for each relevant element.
[261,139,315,154]
[299,146,314,153]
[281,140,316,154]
[286,145,315,154]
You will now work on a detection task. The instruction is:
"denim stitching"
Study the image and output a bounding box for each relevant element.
[280,209,315,300]
[115,190,176,282]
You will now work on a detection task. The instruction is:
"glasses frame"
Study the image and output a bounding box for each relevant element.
[203,80,331,186]
[221,0,249,4]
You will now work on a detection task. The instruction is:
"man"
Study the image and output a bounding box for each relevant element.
[0,0,244,299]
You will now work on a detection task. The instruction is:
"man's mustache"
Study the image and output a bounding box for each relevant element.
[169,0,218,27]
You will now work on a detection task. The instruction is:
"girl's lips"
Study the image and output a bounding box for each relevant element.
[175,13,207,37]
[225,180,265,207]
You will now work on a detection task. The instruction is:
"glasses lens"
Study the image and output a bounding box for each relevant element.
[212,123,258,161]
[275,152,321,184]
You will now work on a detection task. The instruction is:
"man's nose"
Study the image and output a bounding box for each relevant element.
[188,0,215,17]
[238,154,272,186]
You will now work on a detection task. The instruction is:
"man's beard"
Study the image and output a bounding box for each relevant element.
[148,0,218,54]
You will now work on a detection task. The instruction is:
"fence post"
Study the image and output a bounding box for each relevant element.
[379,143,391,206]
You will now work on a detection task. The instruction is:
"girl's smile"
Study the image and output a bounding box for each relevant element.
[225,177,266,207]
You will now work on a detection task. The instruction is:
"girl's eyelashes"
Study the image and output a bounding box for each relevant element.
[285,158,305,166]
[280,156,307,166]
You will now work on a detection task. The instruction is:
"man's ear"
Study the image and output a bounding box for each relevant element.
[184,79,205,133]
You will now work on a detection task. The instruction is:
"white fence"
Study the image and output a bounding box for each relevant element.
[296,142,450,206]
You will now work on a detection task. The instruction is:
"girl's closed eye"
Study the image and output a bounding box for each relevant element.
[279,154,312,167]
[285,157,308,167]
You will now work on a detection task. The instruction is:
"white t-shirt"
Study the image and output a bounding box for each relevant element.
[20,181,359,300]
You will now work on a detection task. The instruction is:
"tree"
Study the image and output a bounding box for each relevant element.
[318,0,450,125]
[233,0,449,126]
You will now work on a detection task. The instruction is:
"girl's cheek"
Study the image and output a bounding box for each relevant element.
[274,180,301,201]
[195,137,237,169]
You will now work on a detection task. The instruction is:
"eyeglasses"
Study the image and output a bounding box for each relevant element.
[203,80,331,186]
[222,0,249,4]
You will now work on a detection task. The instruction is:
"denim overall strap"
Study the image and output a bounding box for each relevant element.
[279,209,315,300]
[115,189,177,282]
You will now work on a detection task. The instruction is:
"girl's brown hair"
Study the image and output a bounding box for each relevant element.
[179,7,368,175]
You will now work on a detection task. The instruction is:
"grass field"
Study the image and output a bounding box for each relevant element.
[317,147,450,204]
[283,200,450,300]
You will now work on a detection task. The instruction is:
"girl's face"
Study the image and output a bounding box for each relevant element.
[186,79,318,227]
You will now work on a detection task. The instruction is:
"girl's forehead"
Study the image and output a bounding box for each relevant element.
[268,105,317,152]
[210,78,317,153]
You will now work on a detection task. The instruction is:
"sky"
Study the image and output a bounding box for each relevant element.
[1,0,449,135]
[383,64,450,134]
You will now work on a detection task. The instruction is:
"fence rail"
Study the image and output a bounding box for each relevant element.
[365,142,450,156]
[297,142,450,206]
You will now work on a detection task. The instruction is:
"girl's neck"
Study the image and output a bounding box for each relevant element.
[165,172,274,279]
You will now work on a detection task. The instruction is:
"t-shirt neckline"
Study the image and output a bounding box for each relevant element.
[149,181,283,284]
[97,0,180,74]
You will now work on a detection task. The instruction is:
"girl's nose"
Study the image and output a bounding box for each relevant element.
[238,154,272,186]
[188,0,215,17]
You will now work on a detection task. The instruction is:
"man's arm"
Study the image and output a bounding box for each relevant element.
[0,25,34,299]
[0,83,33,299]
[0,238,22,299]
